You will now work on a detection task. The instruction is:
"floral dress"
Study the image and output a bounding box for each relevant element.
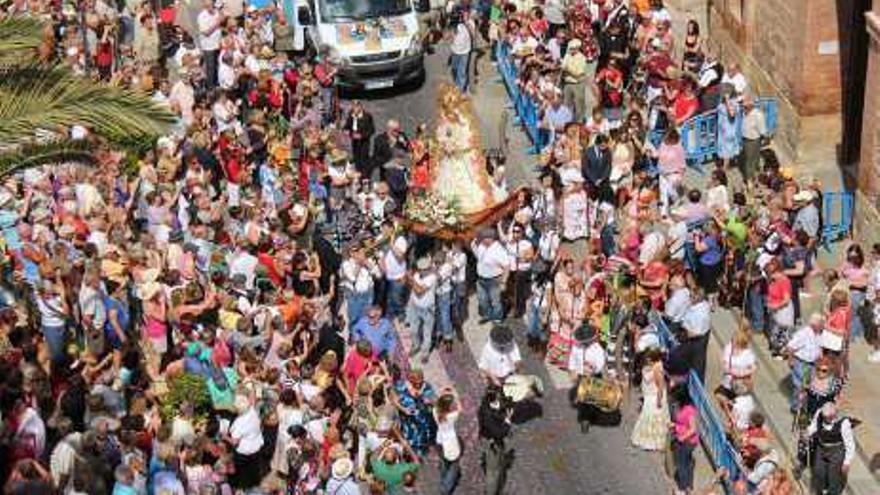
[393,380,437,456]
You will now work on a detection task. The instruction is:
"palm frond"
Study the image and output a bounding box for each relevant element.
[0,65,177,147]
[0,17,45,67]
[0,139,97,178]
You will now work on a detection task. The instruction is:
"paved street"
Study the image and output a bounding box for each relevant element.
[343,47,668,495]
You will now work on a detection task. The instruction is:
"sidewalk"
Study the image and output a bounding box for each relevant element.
[662,1,878,491]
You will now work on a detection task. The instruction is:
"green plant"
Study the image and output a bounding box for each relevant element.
[159,373,212,423]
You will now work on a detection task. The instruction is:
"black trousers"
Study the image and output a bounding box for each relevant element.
[812,444,846,495]
[352,139,371,177]
[506,270,531,318]
[203,49,219,89]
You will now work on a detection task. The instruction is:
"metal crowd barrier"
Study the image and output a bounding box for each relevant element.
[495,42,547,154]
[821,191,854,251]
[687,369,746,491]
[648,98,778,174]
[649,311,746,493]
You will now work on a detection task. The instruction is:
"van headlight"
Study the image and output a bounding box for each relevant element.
[405,36,422,56]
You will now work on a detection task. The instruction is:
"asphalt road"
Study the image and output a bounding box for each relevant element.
[345,47,669,495]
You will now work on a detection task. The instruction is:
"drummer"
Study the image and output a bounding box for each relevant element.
[479,324,523,387]
[569,323,607,434]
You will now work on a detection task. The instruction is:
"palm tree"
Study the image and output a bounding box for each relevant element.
[0,16,176,176]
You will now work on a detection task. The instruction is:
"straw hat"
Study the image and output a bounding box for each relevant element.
[331,457,354,479]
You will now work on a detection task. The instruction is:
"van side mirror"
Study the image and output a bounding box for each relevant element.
[297,6,313,25]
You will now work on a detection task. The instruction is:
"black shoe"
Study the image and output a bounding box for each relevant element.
[478,317,490,324]
[580,421,590,434]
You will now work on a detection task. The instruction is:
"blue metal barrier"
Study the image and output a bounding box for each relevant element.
[494,43,779,166]
[821,191,854,251]
[650,311,748,493]
[649,310,678,349]
[687,370,746,491]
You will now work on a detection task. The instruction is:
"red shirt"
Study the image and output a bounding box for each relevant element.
[673,93,699,124]
[257,252,283,287]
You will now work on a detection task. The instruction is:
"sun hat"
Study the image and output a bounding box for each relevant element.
[793,189,815,202]
[331,457,354,479]
[416,256,431,270]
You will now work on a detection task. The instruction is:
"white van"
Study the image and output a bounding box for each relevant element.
[295,0,426,90]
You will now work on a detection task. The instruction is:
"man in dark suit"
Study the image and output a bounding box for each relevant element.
[371,119,410,181]
[581,134,612,200]
[343,101,375,178]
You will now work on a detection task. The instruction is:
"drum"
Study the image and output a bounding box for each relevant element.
[575,375,623,413]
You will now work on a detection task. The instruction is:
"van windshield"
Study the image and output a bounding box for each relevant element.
[318,0,410,22]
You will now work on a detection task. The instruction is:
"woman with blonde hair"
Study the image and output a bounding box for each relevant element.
[715,326,757,403]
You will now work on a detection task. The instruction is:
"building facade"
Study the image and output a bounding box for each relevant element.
[706,0,845,160]
[860,3,880,205]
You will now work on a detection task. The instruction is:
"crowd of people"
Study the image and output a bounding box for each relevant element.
[0,0,875,494]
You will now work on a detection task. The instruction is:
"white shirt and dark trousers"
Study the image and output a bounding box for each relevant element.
[473,240,509,323]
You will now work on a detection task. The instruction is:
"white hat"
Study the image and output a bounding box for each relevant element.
[331,457,354,479]
[793,190,815,202]
[292,203,308,218]
[559,166,585,186]
[393,236,408,254]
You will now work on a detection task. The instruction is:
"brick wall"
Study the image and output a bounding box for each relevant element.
[705,0,843,159]
[796,0,843,115]
[858,8,880,204]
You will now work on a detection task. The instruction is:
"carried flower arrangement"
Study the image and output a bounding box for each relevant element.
[404,191,464,230]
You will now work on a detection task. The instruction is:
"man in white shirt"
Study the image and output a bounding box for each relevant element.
[449,242,468,330]
[681,288,712,381]
[786,312,823,411]
[721,63,749,96]
[568,324,606,433]
[381,236,409,323]
[472,229,509,323]
[197,0,224,88]
[449,9,473,93]
[407,257,438,363]
[478,325,522,385]
[664,274,691,328]
[340,244,376,330]
[504,224,534,318]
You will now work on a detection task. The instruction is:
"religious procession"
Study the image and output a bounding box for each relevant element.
[0,0,876,494]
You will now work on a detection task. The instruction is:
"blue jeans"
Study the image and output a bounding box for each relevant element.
[850,289,865,341]
[346,290,373,330]
[747,285,766,333]
[790,359,813,411]
[407,304,436,358]
[673,440,695,491]
[439,457,461,495]
[526,301,546,342]
[451,52,470,93]
[477,277,503,322]
[42,324,67,363]
[436,292,454,342]
[386,279,409,320]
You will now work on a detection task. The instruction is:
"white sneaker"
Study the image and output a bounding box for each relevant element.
[868,350,880,363]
